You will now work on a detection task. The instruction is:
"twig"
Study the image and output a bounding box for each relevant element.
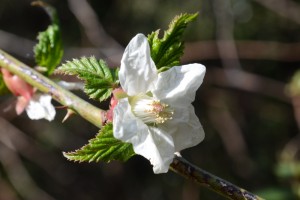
[170,155,264,200]
[0,49,104,128]
[0,49,265,200]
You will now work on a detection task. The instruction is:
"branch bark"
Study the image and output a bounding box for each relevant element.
[170,155,264,200]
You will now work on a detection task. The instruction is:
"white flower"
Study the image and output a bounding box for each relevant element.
[25,94,56,121]
[113,34,206,174]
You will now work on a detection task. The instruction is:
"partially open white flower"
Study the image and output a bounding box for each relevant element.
[26,94,56,121]
[113,34,206,174]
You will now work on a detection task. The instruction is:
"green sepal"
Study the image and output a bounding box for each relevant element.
[56,56,119,102]
[33,2,63,76]
[0,73,9,95]
[148,13,198,71]
[63,123,135,163]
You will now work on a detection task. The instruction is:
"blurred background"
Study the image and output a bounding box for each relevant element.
[0,0,300,199]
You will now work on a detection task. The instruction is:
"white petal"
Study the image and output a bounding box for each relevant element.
[165,105,204,152]
[26,94,56,121]
[133,127,175,174]
[153,64,206,107]
[113,99,175,174]
[113,98,140,141]
[119,34,157,96]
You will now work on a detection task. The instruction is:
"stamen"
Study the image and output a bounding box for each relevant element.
[130,94,174,125]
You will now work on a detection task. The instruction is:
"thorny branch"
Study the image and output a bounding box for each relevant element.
[0,49,104,128]
[0,49,265,200]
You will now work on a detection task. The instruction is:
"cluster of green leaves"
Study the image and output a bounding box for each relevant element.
[56,57,129,163]
[64,123,135,163]
[33,2,63,76]
[148,13,198,72]
[56,57,119,102]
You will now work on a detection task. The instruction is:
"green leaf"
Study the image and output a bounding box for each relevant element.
[63,123,135,163]
[33,2,63,76]
[56,56,119,102]
[148,13,198,71]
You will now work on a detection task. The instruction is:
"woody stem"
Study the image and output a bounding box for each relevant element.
[0,49,104,128]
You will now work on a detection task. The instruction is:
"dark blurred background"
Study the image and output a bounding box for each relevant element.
[0,0,300,199]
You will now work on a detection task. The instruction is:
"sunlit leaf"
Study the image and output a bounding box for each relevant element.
[56,56,119,102]
[148,13,198,71]
[33,1,63,76]
[63,123,135,163]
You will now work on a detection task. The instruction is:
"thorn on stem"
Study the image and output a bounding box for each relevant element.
[62,108,75,123]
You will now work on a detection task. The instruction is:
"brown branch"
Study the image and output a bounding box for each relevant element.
[67,0,123,64]
[182,41,300,62]
[0,134,56,200]
[253,0,300,25]
[213,0,241,69]
[170,155,264,200]
[206,68,289,103]
[0,117,71,184]
[0,30,35,59]
[205,90,254,177]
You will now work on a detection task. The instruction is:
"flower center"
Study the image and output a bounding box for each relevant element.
[129,94,174,125]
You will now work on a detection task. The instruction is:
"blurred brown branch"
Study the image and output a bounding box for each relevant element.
[213,0,241,69]
[0,117,72,185]
[67,0,123,64]
[205,90,254,177]
[0,117,56,200]
[253,0,300,25]
[206,68,289,103]
[183,41,300,62]
[2,28,300,63]
[0,30,35,59]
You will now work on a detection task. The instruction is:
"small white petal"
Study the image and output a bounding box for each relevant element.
[166,105,204,152]
[26,94,56,121]
[119,34,157,96]
[153,64,206,107]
